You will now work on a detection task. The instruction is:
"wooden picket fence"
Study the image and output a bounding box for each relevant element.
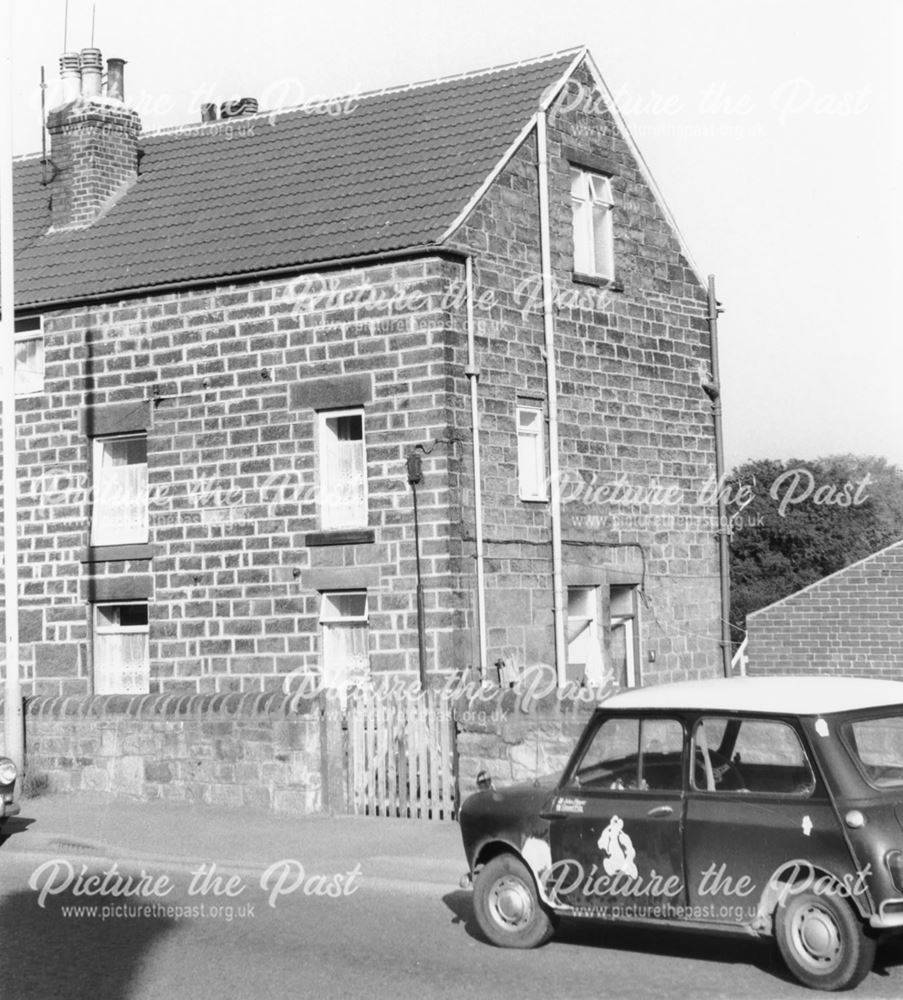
[347,689,457,821]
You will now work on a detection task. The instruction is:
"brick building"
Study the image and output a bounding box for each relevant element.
[746,540,903,678]
[2,45,724,702]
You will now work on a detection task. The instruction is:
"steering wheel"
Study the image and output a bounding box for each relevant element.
[695,748,747,791]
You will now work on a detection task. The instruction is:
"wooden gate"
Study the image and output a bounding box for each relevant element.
[347,689,457,821]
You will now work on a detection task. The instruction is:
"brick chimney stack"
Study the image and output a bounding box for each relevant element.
[45,49,141,231]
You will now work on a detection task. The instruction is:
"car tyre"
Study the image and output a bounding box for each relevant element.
[473,853,555,949]
[775,890,875,991]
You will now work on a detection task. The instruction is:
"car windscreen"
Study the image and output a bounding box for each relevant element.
[843,713,903,788]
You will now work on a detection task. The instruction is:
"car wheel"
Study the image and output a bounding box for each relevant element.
[775,890,875,991]
[473,854,555,949]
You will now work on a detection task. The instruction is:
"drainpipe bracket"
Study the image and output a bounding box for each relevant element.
[464,364,480,378]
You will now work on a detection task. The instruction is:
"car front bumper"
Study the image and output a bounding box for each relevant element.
[0,798,20,820]
[868,900,903,929]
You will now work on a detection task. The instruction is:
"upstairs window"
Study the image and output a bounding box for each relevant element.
[570,167,614,280]
[516,404,547,500]
[93,602,150,695]
[14,316,44,395]
[318,408,367,529]
[91,434,149,545]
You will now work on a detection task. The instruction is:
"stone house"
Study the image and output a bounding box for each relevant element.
[746,539,903,678]
[2,44,724,704]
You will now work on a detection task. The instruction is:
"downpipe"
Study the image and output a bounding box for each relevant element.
[706,275,732,678]
[535,111,567,686]
[464,256,488,679]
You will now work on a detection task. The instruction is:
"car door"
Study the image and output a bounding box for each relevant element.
[545,713,687,914]
[683,714,847,925]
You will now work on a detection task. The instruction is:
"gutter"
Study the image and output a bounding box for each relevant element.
[8,244,469,315]
[535,111,567,686]
[464,256,488,678]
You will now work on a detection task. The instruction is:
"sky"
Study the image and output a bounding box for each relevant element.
[6,0,902,472]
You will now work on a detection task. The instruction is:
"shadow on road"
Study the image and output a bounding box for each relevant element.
[555,917,779,976]
[443,889,482,940]
[0,815,36,846]
[442,889,903,985]
[0,866,177,1000]
[442,888,773,971]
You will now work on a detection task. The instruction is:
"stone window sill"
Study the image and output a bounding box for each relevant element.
[80,543,157,563]
[305,529,375,547]
[572,272,624,292]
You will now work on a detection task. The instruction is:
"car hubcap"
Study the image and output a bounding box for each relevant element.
[791,904,842,972]
[488,876,533,930]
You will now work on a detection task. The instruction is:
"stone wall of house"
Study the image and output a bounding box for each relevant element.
[444,59,722,687]
[6,256,470,697]
[746,541,903,678]
[0,692,332,812]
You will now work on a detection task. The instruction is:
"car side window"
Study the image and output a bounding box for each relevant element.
[571,716,684,792]
[691,717,815,796]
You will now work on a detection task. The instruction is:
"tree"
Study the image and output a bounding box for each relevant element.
[727,455,903,641]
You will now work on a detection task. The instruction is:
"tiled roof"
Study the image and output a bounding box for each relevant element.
[6,50,580,310]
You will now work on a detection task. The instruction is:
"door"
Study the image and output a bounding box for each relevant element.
[684,715,844,926]
[546,714,687,915]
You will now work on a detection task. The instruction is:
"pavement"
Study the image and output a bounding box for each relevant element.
[0,793,467,894]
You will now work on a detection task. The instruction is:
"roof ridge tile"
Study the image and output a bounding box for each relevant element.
[141,47,585,138]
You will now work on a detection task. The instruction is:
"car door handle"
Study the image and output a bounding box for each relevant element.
[647,805,674,818]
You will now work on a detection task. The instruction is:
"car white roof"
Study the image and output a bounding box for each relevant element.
[602,675,903,715]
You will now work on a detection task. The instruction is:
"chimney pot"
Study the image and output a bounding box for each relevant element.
[106,58,126,101]
[59,52,81,104]
[220,97,258,119]
[79,47,103,98]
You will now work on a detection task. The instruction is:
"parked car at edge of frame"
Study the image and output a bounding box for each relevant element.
[458,675,903,992]
[0,756,20,830]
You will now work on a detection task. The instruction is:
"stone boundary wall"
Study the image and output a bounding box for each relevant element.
[453,687,599,797]
[2,683,604,815]
[0,692,339,815]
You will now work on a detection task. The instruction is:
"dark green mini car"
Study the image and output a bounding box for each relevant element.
[459,676,903,991]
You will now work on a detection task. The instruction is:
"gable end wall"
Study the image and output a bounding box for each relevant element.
[444,60,722,686]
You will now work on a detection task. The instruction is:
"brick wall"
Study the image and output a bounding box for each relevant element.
[7,258,468,696]
[746,541,903,677]
[45,99,142,230]
[0,692,328,812]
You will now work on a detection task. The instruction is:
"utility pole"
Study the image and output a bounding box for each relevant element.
[0,2,24,771]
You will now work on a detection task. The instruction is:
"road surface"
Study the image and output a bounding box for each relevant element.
[3,850,903,999]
